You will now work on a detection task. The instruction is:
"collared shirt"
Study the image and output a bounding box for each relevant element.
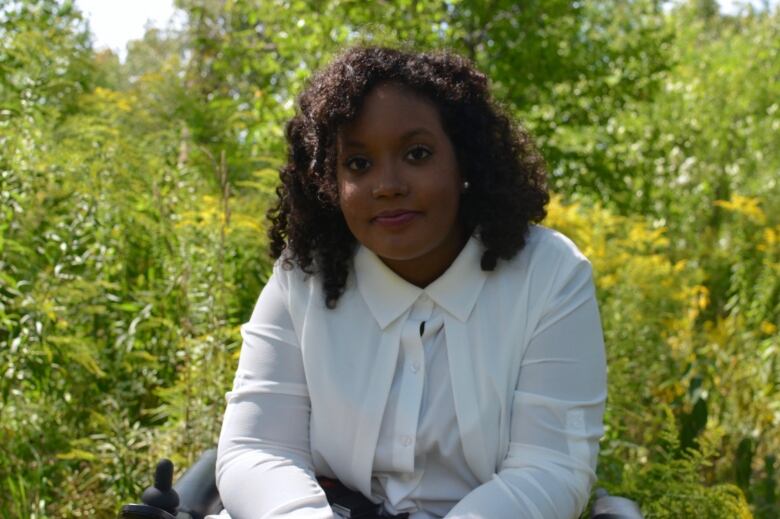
[215,226,607,519]
[370,296,476,518]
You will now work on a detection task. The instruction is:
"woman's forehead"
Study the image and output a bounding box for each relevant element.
[337,83,443,143]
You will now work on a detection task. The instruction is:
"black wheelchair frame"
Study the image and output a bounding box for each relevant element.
[119,449,643,519]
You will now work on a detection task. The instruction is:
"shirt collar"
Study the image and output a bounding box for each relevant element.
[354,236,488,329]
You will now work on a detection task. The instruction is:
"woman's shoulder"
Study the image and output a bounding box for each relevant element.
[271,256,320,291]
[270,255,354,311]
[490,226,595,315]
[513,225,590,267]
[491,225,593,297]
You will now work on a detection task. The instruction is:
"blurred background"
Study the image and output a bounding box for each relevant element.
[0,0,778,517]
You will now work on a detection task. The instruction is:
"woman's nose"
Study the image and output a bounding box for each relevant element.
[371,159,408,198]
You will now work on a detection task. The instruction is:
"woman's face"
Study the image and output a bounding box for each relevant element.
[336,83,466,287]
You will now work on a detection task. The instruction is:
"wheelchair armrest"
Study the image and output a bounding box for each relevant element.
[124,453,642,519]
[173,449,222,519]
[591,488,644,519]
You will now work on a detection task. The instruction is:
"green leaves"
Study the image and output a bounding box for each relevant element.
[1,0,779,517]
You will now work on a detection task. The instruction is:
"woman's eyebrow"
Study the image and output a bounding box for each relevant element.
[340,138,366,149]
[341,127,435,148]
[400,128,435,141]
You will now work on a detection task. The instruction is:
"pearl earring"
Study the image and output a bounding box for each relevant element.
[462,180,470,191]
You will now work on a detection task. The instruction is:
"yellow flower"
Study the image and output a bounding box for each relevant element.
[760,321,778,335]
[714,195,766,225]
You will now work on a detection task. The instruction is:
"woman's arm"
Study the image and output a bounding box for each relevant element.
[446,257,607,519]
[216,268,334,519]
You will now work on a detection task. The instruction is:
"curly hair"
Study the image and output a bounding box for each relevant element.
[268,46,549,308]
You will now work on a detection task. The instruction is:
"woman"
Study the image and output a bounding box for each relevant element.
[214,46,607,519]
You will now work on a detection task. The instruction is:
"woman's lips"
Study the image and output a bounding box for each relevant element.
[372,210,420,227]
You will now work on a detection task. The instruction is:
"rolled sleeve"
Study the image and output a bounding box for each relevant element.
[216,268,334,519]
[446,257,606,519]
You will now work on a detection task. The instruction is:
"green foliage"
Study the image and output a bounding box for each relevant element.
[548,194,777,518]
[0,0,93,112]
[606,408,752,518]
[1,0,778,517]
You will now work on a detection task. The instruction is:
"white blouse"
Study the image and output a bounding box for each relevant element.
[215,226,607,519]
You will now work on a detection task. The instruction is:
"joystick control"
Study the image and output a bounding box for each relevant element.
[119,459,180,519]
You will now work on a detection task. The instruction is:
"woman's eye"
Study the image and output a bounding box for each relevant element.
[346,157,370,171]
[406,146,432,162]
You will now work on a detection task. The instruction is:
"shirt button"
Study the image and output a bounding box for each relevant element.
[410,362,420,373]
[400,435,413,447]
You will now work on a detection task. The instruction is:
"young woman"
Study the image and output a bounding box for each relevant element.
[214,46,607,519]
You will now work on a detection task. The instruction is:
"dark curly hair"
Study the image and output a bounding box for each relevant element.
[268,46,549,308]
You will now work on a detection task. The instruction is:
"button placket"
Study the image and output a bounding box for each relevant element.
[408,321,424,376]
[386,295,435,471]
[391,319,426,470]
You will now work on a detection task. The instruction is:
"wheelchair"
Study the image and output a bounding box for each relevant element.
[119,449,643,519]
